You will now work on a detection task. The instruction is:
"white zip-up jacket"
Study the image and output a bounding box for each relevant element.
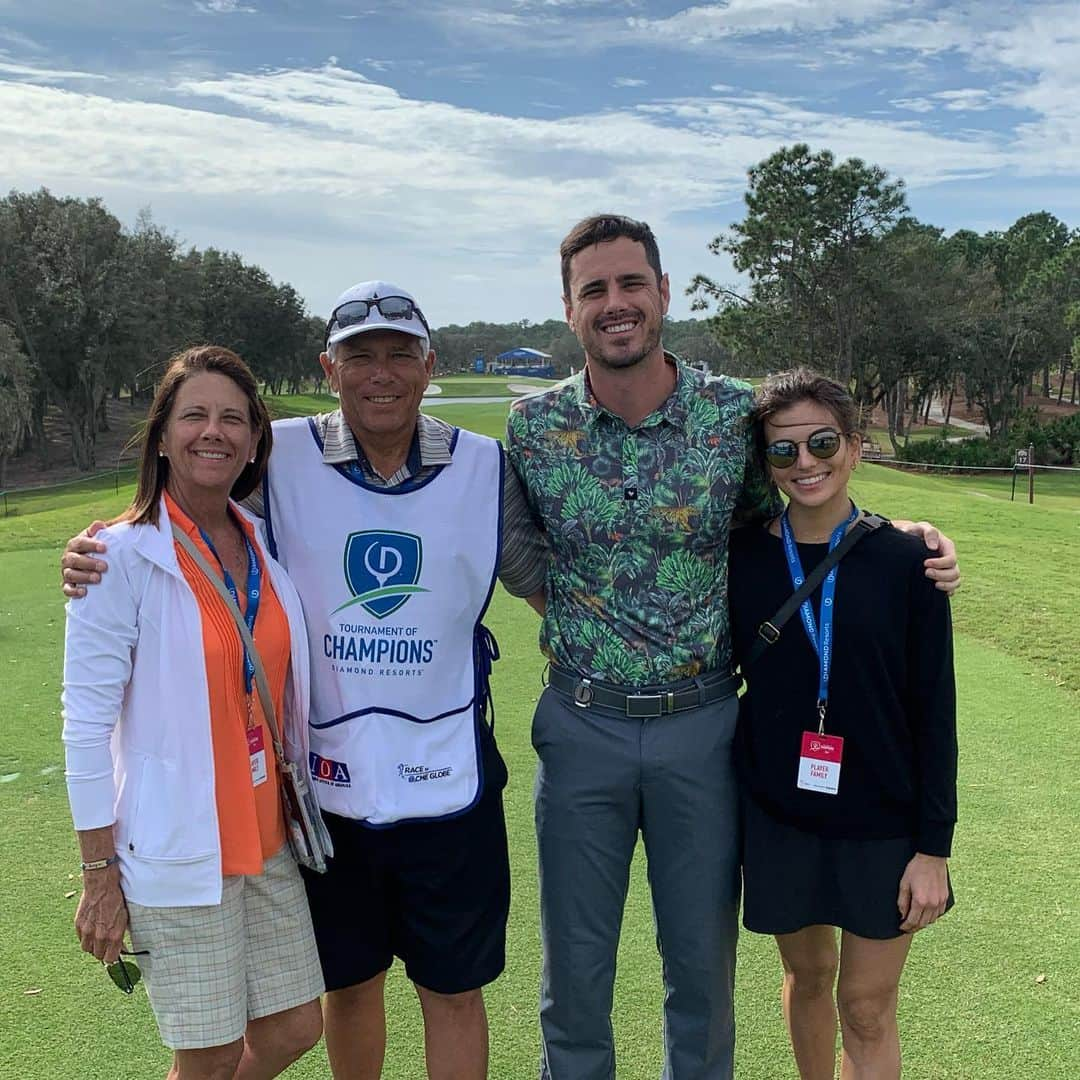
[62,496,311,908]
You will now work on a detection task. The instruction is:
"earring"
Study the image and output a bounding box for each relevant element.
[158,450,166,458]
[249,457,256,464]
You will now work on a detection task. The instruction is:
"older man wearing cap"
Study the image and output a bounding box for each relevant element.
[61,281,547,1080]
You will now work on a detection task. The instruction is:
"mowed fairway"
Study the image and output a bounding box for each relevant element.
[1,398,1078,1079]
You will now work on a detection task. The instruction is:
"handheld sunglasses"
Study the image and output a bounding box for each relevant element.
[325,296,431,347]
[764,427,853,469]
[105,950,148,994]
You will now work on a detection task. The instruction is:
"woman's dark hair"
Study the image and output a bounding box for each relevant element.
[751,368,862,467]
[559,214,663,296]
[122,345,272,526]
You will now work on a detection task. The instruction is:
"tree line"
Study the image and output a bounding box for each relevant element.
[690,144,1080,454]
[0,190,324,485]
[430,316,736,378]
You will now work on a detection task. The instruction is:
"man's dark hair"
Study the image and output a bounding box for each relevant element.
[559,215,663,296]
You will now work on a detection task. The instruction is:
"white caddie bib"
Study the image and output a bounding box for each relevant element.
[264,417,503,825]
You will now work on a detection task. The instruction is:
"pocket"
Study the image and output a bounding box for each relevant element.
[127,755,215,861]
[530,687,559,754]
[311,704,482,825]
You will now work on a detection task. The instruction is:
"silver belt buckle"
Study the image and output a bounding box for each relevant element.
[573,678,594,708]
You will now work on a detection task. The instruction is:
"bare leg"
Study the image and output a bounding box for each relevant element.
[836,931,913,1080]
[774,925,841,1080]
[415,984,488,1080]
[324,971,388,1080]
[167,1040,244,1080]
[236,999,323,1078]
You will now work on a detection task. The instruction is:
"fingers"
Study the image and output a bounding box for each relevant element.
[897,878,911,919]
[60,547,108,595]
[86,520,108,539]
[898,883,950,933]
[899,902,924,933]
[61,550,108,576]
[66,534,108,557]
[917,523,942,551]
[924,558,961,594]
[74,884,128,962]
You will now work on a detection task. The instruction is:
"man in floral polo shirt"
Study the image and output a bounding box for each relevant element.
[505,214,959,1080]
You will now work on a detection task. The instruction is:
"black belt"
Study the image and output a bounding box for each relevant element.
[547,665,741,718]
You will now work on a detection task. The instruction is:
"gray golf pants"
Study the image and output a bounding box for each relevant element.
[533,684,741,1080]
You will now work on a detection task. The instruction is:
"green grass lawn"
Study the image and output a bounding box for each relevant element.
[2,396,1078,1077]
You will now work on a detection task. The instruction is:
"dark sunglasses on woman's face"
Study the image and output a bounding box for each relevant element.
[324,297,431,345]
[764,427,852,469]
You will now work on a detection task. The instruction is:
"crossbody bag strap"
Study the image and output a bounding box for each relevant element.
[743,513,889,670]
[171,524,287,767]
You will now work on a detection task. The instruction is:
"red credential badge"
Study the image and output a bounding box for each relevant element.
[797,731,843,795]
[248,725,268,787]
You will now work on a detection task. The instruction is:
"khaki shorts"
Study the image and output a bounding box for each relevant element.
[127,846,324,1050]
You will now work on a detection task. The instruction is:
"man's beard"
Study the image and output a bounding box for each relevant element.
[583,318,662,371]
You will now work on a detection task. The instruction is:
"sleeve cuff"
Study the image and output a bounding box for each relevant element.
[917,819,954,858]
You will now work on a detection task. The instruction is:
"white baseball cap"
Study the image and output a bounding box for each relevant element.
[325,281,430,349]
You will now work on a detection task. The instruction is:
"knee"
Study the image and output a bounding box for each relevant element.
[284,1001,324,1057]
[784,957,838,1000]
[249,1000,323,1066]
[326,971,386,1013]
[416,985,485,1020]
[173,1040,244,1080]
[837,990,896,1045]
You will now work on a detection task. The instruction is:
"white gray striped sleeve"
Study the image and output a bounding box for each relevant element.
[498,459,548,597]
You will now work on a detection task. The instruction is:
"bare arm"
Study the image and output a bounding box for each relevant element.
[74,826,128,963]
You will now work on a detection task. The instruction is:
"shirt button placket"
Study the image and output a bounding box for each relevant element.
[621,432,639,514]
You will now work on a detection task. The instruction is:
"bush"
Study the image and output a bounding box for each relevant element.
[897,410,1077,467]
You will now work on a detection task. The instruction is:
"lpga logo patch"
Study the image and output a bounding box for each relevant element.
[335,530,429,619]
[310,752,352,787]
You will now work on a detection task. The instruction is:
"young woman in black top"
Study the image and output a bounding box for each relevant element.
[729,369,957,1080]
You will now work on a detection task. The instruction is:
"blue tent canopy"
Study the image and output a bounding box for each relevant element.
[488,346,555,378]
[495,347,552,361]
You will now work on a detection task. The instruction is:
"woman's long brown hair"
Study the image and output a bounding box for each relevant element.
[120,345,272,526]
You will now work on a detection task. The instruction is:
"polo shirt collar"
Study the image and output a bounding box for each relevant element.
[319,410,454,469]
[577,351,689,429]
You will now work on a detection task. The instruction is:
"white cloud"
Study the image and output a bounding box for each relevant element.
[936,89,995,112]
[0,60,110,83]
[612,76,647,87]
[628,0,905,43]
[194,0,256,12]
[891,96,935,113]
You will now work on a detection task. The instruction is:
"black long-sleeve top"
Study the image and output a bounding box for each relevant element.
[729,522,957,857]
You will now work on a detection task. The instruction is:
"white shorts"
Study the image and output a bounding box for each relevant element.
[126,846,324,1050]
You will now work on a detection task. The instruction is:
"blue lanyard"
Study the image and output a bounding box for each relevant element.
[779,503,858,732]
[198,522,262,697]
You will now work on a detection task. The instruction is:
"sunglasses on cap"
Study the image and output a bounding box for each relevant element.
[325,296,431,346]
[764,427,853,469]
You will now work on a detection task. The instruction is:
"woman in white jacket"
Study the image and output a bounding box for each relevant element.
[63,346,324,1079]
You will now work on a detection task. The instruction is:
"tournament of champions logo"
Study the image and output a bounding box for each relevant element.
[336,530,428,619]
[325,531,438,677]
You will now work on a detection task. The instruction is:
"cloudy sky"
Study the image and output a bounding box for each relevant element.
[2,1,1079,326]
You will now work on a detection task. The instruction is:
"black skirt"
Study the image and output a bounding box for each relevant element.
[741,796,955,940]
